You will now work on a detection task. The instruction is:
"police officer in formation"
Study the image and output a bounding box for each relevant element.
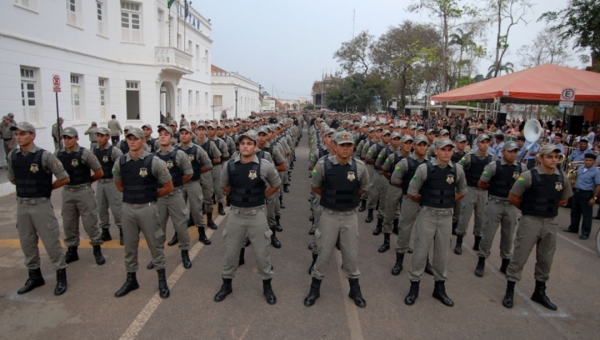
[196,123,222,229]
[451,134,468,233]
[93,127,124,245]
[112,127,173,299]
[563,153,600,240]
[9,122,70,296]
[56,127,106,266]
[1,116,15,160]
[207,123,230,216]
[214,131,281,305]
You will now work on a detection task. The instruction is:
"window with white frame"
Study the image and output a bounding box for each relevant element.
[99,78,108,120]
[70,74,83,121]
[196,45,200,70]
[121,2,142,43]
[204,50,209,73]
[195,91,200,115]
[14,0,38,12]
[204,92,208,115]
[20,67,39,124]
[97,0,107,36]
[66,0,81,27]
[125,81,140,120]
[177,88,181,108]
[188,90,192,115]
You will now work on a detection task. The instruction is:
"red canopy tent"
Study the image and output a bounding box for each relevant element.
[431,64,600,105]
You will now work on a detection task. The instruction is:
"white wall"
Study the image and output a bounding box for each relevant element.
[211,73,260,119]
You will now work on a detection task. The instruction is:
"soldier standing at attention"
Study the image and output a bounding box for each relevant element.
[112,127,173,299]
[502,144,572,310]
[51,117,64,151]
[142,124,160,153]
[196,123,221,229]
[56,127,105,265]
[84,122,99,149]
[207,123,230,216]
[1,116,15,161]
[213,131,281,305]
[404,138,467,307]
[147,125,193,269]
[304,131,369,308]
[474,141,527,277]
[9,122,70,295]
[451,134,468,234]
[93,127,124,245]
[454,133,496,254]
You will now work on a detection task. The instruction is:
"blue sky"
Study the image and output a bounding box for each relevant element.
[194,0,576,100]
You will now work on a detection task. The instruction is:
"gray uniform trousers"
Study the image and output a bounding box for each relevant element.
[200,171,214,220]
[310,196,324,255]
[361,164,374,201]
[506,215,557,283]
[211,164,225,205]
[383,185,402,233]
[366,170,384,211]
[17,198,67,270]
[312,208,361,280]
[62,185,103,247]
[3,140,11,160]
[478,198,518,260]
[122,202,166,272]
[182,179,204,227]
[452,200,462,224]
[96,179,123,230]
[157,188,191,250]
[408,207,453,282]
[395,198,421,254]
[90,141,98,150]
[456,186,488,237]
[267,193,278,228]
[221,205,274,280]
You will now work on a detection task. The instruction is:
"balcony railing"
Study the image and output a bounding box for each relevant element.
[155,47,193,74]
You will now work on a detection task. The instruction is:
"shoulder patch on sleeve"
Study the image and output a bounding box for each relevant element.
[162,167,169,174]
[482,170,489,177]
[517,176,525,184]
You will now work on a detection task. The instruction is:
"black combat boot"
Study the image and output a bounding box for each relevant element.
[405,281,419,305]
[245,236,251,247]
[263,279,277,305]
[198,227,211,245]
[275,215,283,232]
[206,212,217,230]
[115,272,139,298]
[270,227,281,248]
[65,246,79,264]
[283,184,290,193]
[391,253,404,276]
[348,278,366,308]
[101,228,112,241]
[424,257,434,275]
[54,269,67,296]
[392,218,399,235]
[119,228,124,246]
[18,268,45,294]
[308,253,318,275]
[474,257,485,277]
[167,233,179,246]
[454,235,463,255]
[279,195,285,209]
[502,281,516,308]
[214,278,233,302]
[365,209,374,223]
[372,218,383,235]
[473,236,482,251]
[218,203,226,216]
[93,245,105,265]
[309,215,314,222]
[239,248,245,266]
[304,277,321,307]
[500,258,510,274]
[432,281,454,307]
[181,250,192,269]
[531,281,557,310]
[157,268,170,299]
[378,233,390,253]
[358,199,367,212]
[452,221,458,235]
[309,222,316,235]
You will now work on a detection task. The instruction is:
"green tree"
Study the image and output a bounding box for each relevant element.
[333,31,374,76]
[517,27,570,68]
[486,61,514,78]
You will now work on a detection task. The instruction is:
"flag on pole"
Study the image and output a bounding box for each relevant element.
[167,0,175,8]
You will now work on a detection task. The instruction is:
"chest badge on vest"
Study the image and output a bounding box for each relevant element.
[71,159,79,167]
[347,171,356,181]
[139,168,148,177]
[188,154,195,161]
[102,156,109,163]
[446,174,455,184]
[166,160,174,169]
[248,170,257,180]
[30,163,39,173]
[555,182,563,191]
[512,172,520,179]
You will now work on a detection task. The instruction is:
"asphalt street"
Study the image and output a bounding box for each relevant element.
[1,127,600,340]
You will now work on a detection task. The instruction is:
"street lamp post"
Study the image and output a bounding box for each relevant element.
[234,85,239,119]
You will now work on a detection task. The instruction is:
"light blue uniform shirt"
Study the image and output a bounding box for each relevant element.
[524,141,540,160]
[574,165,600,191]
[553,142,565,155]
[569,148,591,162]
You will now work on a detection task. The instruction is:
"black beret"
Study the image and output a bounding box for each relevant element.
[584,153,597,160]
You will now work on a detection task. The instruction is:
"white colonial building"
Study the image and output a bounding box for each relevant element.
[210,65,260,120]
[0,0,214,151]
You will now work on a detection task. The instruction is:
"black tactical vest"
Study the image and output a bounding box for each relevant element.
[146,138,157,152]
[227,160,266,208]
[521,169,564,217]
[199,140,214,163]
[489,161,522,198]
[179,145,201,181]
[451,151,465,163]
[119,141,130,154]
[120,154,157,204]
[12,149,53,198]
[320,157,361,211]
[58,148,92,186]
[466,154,492,187]
[401,157,426,195]
[154,150,183,188]
[420,162,457,208]
[94,146,114,179]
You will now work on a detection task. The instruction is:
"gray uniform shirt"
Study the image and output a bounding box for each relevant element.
[459,150,497,168]
[85,127,98,142]
[94,143,124,168]
[178,143,213,172]
[107,119,122,136]
[407,158,468,203]
[7,144,69,183]
[112,150,172,185]
[390,153,428,186]
[197,139,222,161]
[209,136,229,159]
[220,154,282,190]
[155,147,194,186]
[1,123,14,139]
[480,159,527,199]
[509,166,573,200]
[311,155,369,192]
[54,145,102,185]
[264,142,286,166]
